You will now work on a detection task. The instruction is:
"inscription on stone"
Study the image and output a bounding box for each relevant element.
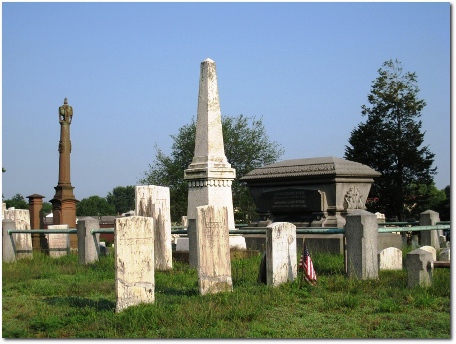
[196,205,232,295]
[259,188,323,213]
[115,216,154,312]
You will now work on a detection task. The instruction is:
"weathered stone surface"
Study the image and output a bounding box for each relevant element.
[419,210,440,249]
[77,217,100,264]
[50,99,79,250]
[47,225,70,257]
[196,205,233,295]
[439,248,450,261]
[3,208,32,259]
[345,210,378,279]
[2,219,16,262]
[419,245,437,261]
[115,216,154,312]
[405,248,433,288]
[184,58,237,267]
[241,157,381,227]
[378,247,402,270]
[378,233,403,251]
[135,185,172,271]
[266,222,297,287]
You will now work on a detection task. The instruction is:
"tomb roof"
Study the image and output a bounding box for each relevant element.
[241,156,381,180]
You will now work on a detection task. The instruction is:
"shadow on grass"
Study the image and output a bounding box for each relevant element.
[44,296,115,311]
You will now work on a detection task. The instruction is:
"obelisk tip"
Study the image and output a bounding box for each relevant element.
[203,58,214,63]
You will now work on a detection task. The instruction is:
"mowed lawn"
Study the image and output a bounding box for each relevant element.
[2,250,450,338]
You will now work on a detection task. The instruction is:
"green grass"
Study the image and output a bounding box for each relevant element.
[2,250,450,338]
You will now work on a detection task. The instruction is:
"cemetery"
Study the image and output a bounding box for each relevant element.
[2,59,450,338]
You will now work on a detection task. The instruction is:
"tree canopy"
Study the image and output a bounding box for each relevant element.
[106,186,136,214]
[139,114,284,222]
[76,195,116,216]
[4,194,29,209]
[345,59,437,220]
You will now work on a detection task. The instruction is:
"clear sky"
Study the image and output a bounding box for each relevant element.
[1,2,450,203]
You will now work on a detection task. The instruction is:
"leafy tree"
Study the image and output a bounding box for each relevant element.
[76,196,116,216]
[106,186,135,214]
[345,59,437,220]
[404,182,446,220]
[434,185,450,221]
[139,114,284,222]
[41,202,53,215]
[4,194,29,209]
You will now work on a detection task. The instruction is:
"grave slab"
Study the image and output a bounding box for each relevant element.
[196,205,233,295]
[115,216,154,312]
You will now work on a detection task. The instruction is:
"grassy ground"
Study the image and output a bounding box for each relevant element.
[2,249,450,338]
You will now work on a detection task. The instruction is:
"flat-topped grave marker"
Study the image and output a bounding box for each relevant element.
[46,225,70,257]
[115,216,154,313]
[266,222,297,287]
[196,205,233,295]
[3,208,32,259]
[135,185,172,271]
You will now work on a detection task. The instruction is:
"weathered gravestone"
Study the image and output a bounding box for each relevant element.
[266,222,297,287]
[419,245,437,261]
[184,58,238,267]
[2,219,16,262]
[78,217,100,264]
[377,247,402,270]
[135,185,172,271]
[419,210,441,249]
[405,248,433,288]
[196,205,233,295]
[439,248,450,261]
[345,210,378,279]
[115,216,154,312]
[46,225,70,257]
[3,208,33,259]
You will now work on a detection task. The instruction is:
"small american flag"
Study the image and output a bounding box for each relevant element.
[299,243,317,284]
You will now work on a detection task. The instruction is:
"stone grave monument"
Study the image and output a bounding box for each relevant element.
[46,224,70,257]
[184,58,240,267]
[241,156,381,228]
[266,222,297,287]
[115,216,155,313]
[135,185,172,271]
[196,205,233,295]
[3,208,33,259]
[50,98,79,249]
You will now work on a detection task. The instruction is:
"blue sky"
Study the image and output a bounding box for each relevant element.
[2,2,450,203]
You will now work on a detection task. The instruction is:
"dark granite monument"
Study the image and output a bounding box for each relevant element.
[241,156,381,227]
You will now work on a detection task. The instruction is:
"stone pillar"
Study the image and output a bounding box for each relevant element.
[2,219,16,262]
[184,58,236,267]
[266,222,297,287]
[419,210,440,249]
[405,248,433,288]
[78,217,100,264]
[46,225,70,258]
[345,210,378,279]
[3,208,33,259]
[50,98,79,249]
[135,185,172,271]
[115,216,154,313]
[196,205,233,295]
[27,194,45,251]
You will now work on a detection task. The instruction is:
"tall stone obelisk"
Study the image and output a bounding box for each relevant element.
[184,58,236,267]
[50,98,79,248]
